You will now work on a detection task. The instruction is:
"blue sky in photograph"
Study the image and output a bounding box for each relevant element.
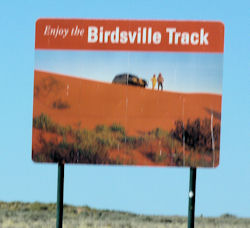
[0,0,249,218]
[35,50,223,94]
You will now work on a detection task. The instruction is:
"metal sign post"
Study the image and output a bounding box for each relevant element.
[56,163,64,228]
[188,167,197,228]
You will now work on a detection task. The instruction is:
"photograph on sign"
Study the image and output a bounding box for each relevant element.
[32,19,224,167]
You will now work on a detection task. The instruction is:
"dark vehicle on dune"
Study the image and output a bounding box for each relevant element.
[112,73,148,88]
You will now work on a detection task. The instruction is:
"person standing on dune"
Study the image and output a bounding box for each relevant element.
[157,73,164,90]
[151,74,157,90]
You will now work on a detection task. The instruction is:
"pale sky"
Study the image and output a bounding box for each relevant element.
[35,50,223,94]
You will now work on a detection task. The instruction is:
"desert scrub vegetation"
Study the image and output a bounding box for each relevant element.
[171,118,221,167]
[0,201,249,228]
[33,114,218,166]
[33,113,73,136]
[109,123,126,136]
[33,114,128,163]
[52,98,70,109]
[172,118,220,153]
[33,114,182,165]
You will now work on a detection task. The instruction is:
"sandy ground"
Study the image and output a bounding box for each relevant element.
[33,70,221,135]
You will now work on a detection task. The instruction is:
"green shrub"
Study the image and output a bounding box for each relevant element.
[121,136,144,149]
[30,202,48,211]
[33,113,56,132]
[33,114,73,136]
[109,123,125,135]
[95,124,108,133]
[52,99,70,109]
[172,118,221,153]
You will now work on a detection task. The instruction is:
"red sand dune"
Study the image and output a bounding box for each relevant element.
[33,70,221,135]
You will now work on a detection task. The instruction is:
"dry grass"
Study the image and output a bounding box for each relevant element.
[0,202,249,228]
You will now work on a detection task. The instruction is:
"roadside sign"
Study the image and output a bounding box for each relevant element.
[33,19,224,167]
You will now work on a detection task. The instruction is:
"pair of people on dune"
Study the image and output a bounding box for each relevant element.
[151,73,164,90]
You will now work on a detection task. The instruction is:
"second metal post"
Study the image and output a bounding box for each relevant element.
[188,167,197,228]
[56,163,64,228]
